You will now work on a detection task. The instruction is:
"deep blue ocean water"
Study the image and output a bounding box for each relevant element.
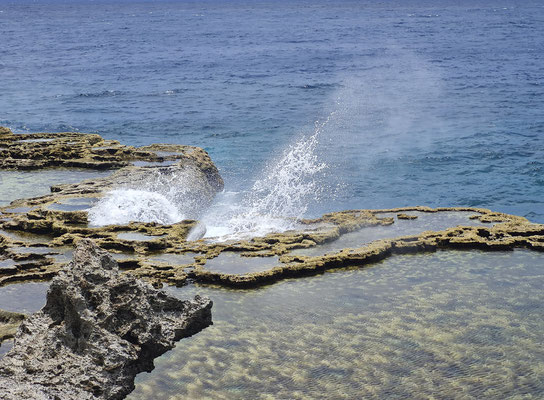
[1,0,543,222]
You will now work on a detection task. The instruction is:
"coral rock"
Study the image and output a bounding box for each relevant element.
[0,239,212,399]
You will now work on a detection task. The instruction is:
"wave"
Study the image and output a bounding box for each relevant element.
[295,83,339,90]
[76,90,125,98]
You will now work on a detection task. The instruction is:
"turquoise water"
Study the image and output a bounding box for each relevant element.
[130,250,544,399]
[0,0,542,221]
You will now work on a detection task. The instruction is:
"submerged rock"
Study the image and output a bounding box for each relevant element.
[0,239,212,400]
[1,206,543,289]
[0,310,25,343]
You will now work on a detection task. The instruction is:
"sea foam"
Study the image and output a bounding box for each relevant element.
[88,166,212,227]
[88,189,183,226]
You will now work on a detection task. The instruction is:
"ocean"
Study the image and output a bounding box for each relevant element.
[1,2,544,398]
[1,0,543,222]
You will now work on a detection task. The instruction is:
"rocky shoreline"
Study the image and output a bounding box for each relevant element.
[1,128,543,290]
[1,126,544,399]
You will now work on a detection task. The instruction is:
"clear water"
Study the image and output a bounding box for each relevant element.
[46,197,99,212]
[0,282,50,358]
[0,259,16,270]
[10,246,55,255]
[46,247,75,264]
[203,253,281,275]
[0,282,49,314]
[146,253,197,266]
[291,211,493,257]
[0,229,50,244]
[131,160,178,167]
[116,232,164,241]
[130,250,544,399]
[0,0,542,223]
[1,3,543,396]
[0,170,111,207]
[17,138,56,143]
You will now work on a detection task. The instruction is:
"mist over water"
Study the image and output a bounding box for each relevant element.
[88,115,333,234]
[311,47,447,204]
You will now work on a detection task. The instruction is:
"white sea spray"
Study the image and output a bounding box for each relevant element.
[88,189,183,226]
[192,114,335,242]
[88,166,212,227]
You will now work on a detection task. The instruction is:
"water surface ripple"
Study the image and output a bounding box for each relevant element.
[130,250,544,399]
[1,0,542,221]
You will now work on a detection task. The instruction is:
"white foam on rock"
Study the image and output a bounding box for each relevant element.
[88,166,215,227]
[88,189,183,226]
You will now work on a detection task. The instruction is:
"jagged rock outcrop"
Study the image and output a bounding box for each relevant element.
[0,239,212,400]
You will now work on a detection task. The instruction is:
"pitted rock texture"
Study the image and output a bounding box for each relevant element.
[0,126,223,213]
[1,206,543,288]
[0,239,212,400]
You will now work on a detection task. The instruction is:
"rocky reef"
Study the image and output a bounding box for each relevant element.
[1,125,544,399]
[2,125,543,399]
[0,126,226,286]
[0,239,212,400]
[1,127,543,324]
[187,207,544,287]
[1,200,543,290]
[0,126,222,178]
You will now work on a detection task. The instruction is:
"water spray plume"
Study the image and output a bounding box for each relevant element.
[195,112,337,242]
[88,189,183,226]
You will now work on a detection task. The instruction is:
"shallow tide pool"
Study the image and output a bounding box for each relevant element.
[0,170,112,207]
[292,211,492,257]
[130,249,544,399]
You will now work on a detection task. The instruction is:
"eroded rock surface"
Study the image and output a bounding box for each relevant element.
[0,239,212,400]
[1,128,542,290]
[0,127,225,286]
[1,206,543,289]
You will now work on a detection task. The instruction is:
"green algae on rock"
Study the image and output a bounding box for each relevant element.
[0,310,25,343]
